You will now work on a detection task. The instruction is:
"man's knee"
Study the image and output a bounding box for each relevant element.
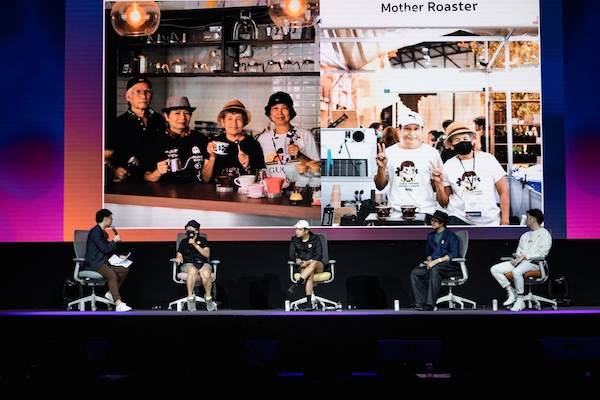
[200,267,212,280]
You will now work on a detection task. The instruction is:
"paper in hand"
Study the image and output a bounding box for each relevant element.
[109,253,133,268]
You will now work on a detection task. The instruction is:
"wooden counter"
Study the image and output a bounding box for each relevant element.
[104,180,321,220]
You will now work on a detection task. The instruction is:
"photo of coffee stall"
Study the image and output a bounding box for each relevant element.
[103,1,321,228]
[318,14,542,226]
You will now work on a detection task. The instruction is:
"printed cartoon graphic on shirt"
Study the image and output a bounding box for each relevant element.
[456,171,481,192]
[454,170,483,217]
[395,160,418,185]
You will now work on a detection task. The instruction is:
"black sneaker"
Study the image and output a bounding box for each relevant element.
[414,304,433,311]
[287,283,299,294]
[298,301,316,311]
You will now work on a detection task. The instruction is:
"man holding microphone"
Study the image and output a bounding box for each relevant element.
[83,209,132,312]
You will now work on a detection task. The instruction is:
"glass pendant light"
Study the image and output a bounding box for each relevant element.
[110,1,161,37]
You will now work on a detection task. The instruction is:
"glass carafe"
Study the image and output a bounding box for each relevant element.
[292,164,311,204]
[308,163,321,206]
[207,50,221,72]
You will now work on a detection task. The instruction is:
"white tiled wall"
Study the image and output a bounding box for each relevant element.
[114,42,319,135]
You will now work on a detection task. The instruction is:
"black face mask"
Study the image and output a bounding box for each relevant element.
[453,141,473,155]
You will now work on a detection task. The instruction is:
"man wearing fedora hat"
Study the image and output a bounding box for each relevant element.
[431,121,509,225]
[410,210,461,311]
[256,92,320,180]
[140,96,208,183]
[106,77,166,181]
[201,100,265,183]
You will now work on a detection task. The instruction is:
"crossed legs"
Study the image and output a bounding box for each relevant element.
[298,259,325,296]
[490,260,539,308]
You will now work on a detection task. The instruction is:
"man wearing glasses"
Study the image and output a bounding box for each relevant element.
[410,210,460,311]
[105,77,167,181]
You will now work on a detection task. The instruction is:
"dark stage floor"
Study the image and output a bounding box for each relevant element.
[2,307,600,394]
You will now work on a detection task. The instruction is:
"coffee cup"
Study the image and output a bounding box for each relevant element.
[234,175,256,194]
[246,183,265,198]
[216,175,232,187]
[376,204,395,219]
[213,141,229,155]
[401,205,420,219]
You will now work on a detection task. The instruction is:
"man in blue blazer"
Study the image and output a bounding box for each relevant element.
[410,210,460,311]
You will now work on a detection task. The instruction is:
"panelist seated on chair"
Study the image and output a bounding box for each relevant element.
[287,220,324,310]
[83,208,132,312]
[175,220,216,312]
[490,208,552,312]
[410,210,461,311]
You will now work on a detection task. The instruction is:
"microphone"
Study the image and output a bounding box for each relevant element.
[187,230,196,245]
[111,226,118,236]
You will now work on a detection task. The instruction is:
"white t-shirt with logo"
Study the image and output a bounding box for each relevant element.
[442,151,506,225]
[257,127,320,179]
[383,143,442,215]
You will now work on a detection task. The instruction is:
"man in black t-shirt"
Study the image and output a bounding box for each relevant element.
[105,77,166,181]
[288,220,324,310]
[175,220,216,311]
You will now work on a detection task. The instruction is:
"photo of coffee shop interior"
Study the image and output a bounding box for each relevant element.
[104,1,321,228]
[319,27,541,226]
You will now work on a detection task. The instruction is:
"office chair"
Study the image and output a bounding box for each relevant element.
[435,230,477,310]
[168,232,220,311]
[288,233,341,311]
[503,256,558,310]
[67,230,115,311]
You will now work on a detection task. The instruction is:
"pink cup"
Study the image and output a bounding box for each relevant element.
[246,183,265,198]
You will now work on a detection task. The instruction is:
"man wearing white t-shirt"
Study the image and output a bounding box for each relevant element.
[374,111,443,220]
[431,121,509,225]
[489,209,552,311]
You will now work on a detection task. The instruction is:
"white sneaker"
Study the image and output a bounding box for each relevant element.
[510,297,525,312]
[105,292,114,302]
[503,288,516,306]
[116,302,132,312]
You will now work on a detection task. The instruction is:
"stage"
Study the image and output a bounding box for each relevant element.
[2,307,600,394]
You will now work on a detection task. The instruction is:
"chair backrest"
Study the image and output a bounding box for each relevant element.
[315,233,329,266]
[452,230,469,281]
[454,230,469,259]
[74,230,89,259]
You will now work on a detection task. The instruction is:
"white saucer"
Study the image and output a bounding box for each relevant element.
[214,151,227,156]
[247,194,265,199]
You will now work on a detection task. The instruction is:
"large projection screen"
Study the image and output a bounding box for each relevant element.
[1,0,597,242]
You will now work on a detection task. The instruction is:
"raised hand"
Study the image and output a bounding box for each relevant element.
[430,159,444,184]
[375,142,388,168]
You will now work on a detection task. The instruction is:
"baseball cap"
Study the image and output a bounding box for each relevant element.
[185,220,200,230]
[127,76,152,91]
[397,110,424,127]
[294,220,310,229]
